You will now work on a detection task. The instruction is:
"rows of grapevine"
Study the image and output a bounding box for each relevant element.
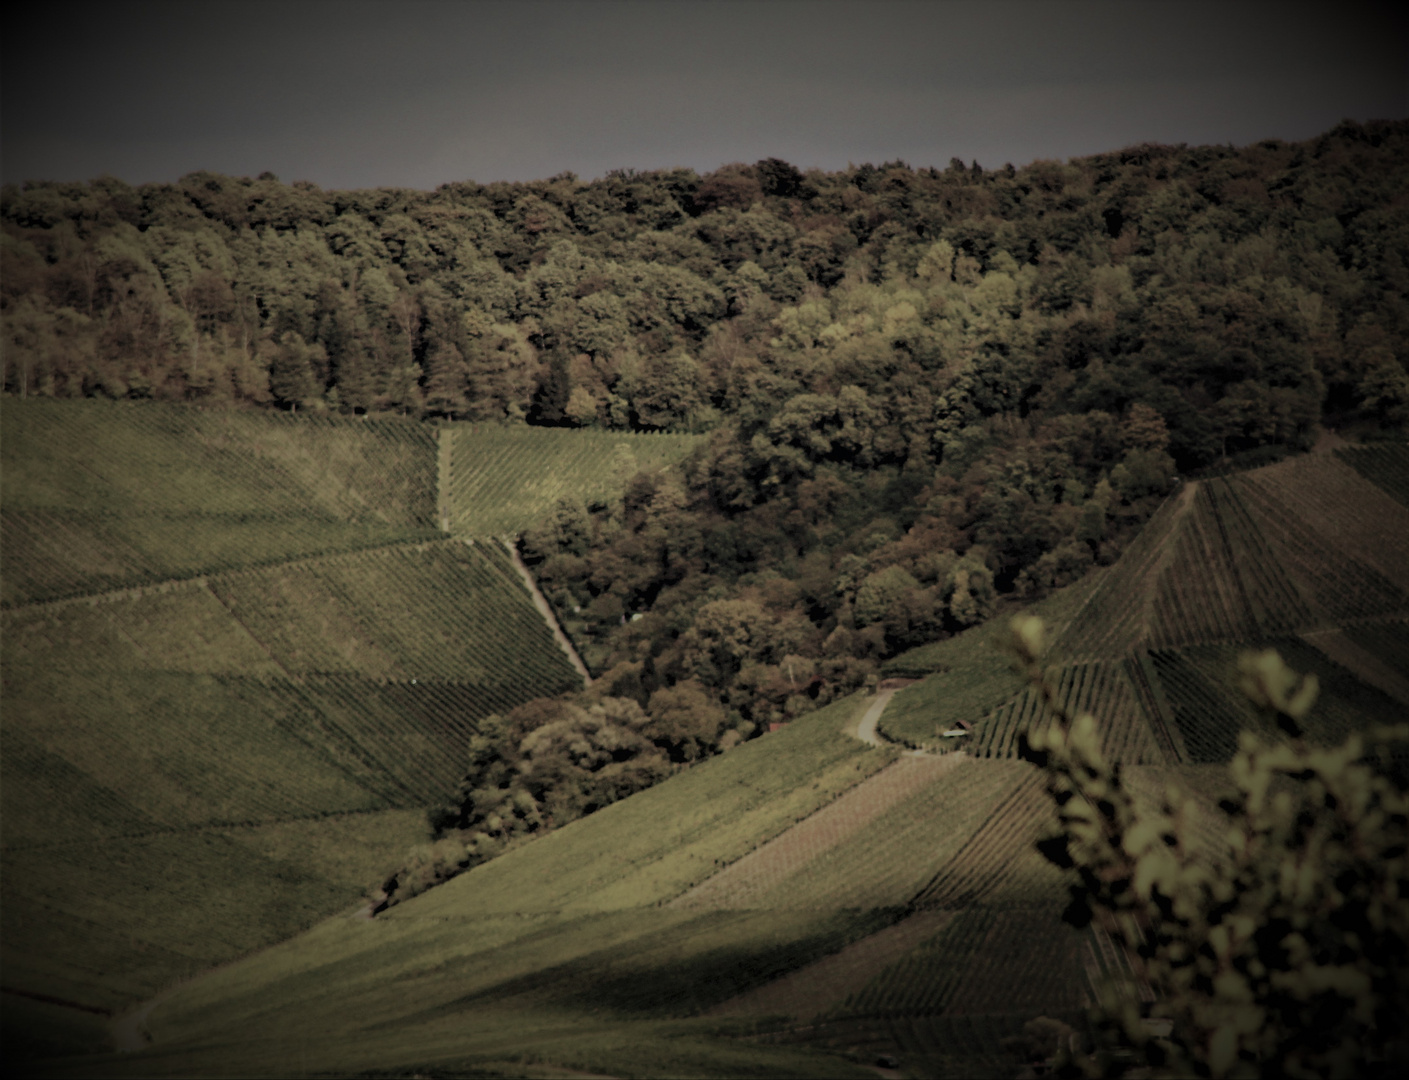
[1243,453,1409,597]
[670,754,962,910]
[1337,441,1409,508]
[784,1011,1056,1080]
[1153,639,1404,766]
[878,665,1025,749]
[0,670,393,844]
[1,812,422,1012]
[968,661,1162,764]
[0,508,427,608]
[440,424,700,535]
[1056,485,1197,660]
[1230,472,1408,626]
[1151,648,1260,763]
[1144,481,1295,648]
[208,540,583,686]
[838,903,1087,1020]
[1,398,438,523]
[728,760,1052,913]
[1344,617,1409,678]
[393,694,893,919]
[260,674,526,807]
[709,909,956,1022]
[908,767,1065,910]
[1,399,440,606]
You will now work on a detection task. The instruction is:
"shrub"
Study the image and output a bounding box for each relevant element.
[1010,616,1409,1077]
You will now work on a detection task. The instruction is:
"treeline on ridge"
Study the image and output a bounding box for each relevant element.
[6,122,1407,881]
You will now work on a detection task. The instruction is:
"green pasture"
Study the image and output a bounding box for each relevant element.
[441,423,702,535]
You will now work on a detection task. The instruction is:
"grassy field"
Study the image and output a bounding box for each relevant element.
[441,424,701,535]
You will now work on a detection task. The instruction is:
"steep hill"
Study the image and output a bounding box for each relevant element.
[1,400,690,1035]
[17,440,1403,1079]
[879,443,1409,759]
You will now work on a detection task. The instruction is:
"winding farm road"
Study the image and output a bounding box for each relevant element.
[850,680,928,751]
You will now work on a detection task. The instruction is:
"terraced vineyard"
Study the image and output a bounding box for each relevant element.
[440,424,701,535]
[9,408,1405,1078]
[1,398,440,606]
[1,400,623,1028]
[884,453,1409,762]
[0,536,582,1010]
[1338,440,1409,506]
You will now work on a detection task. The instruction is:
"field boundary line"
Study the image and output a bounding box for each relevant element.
[1135,480,1201,649]
[497,538,591,686]
[200,579,298,681]
[0,535,448,617]
[436,426,452,532]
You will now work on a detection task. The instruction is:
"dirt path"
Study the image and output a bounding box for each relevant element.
[851,688,893,747]
[848,681,922,749]
[497,538,592,685]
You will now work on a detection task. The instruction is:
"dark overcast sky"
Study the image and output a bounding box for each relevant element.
[3,0,1405,190]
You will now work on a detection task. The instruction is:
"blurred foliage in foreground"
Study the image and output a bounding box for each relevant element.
[1012,615,1409,1078]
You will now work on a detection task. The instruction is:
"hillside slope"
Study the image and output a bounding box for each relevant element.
[20,443,1405,1078]
[880,444,1409,759]
[2,401,642,1027]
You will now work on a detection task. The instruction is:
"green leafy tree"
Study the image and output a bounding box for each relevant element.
[1010,616,1409,1078]
[268,330,322,409]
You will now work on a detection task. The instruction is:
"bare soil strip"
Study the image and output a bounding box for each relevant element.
[669,753,964,910]
[1300,627,1409,707]
[706,910,955,1022]
[497,538,591,685]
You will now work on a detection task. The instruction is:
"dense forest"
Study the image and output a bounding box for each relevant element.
[5,120,1407,858]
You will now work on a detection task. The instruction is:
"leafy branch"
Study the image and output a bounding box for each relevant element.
[1011,615,1409,1078]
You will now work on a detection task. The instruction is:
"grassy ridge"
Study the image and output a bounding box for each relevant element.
[442,424,701,536]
